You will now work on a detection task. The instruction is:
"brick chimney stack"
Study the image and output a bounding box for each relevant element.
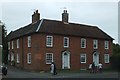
[62,10,69,23]
[32,10,40,23]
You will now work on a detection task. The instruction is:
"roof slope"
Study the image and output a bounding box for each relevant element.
[7,20,40,40]
[39,19,113,40]
[7,19,114,41]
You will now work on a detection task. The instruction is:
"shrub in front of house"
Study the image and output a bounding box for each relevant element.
[110,54,120,71]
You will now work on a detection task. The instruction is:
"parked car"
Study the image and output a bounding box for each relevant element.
[0,64,7,75]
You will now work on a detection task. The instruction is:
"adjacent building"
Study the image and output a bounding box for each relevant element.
[7,10,114,71]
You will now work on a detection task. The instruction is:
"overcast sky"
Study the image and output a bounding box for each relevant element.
[0,0,119,44]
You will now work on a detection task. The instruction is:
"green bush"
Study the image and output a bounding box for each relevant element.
[110,54,120,71]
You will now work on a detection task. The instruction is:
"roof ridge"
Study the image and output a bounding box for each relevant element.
[7,18,113,41]
[42,18,97,28]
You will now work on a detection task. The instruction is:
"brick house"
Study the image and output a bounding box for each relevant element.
[7,10,114,71]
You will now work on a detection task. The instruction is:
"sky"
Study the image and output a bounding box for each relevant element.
[0,0,119,44]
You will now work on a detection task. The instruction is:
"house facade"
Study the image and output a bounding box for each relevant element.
[7,10,114,71]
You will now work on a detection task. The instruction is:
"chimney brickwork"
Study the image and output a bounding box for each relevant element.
[32,10,40,23]
[62,10,69,23]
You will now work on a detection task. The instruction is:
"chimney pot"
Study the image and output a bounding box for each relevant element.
[62,10,69,23]
[32,10,40,23]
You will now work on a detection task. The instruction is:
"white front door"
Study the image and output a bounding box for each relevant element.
[64,53,68,68]
[93,52,99,66]
[11,53,14,61]
[62,51,70,69]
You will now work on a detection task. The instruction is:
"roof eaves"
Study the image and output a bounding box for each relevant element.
[36,19,44,32]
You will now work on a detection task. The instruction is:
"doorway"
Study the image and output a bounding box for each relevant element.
[62,51,70,69]
[93,51,99,66]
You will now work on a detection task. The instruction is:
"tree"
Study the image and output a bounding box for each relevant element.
[110,43,120,71]
[0,21,8,64]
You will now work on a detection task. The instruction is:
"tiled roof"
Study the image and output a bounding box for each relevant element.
[7,20,41,40]
[7,19,114,41]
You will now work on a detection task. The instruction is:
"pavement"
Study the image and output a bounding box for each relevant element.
[1,65,120,80]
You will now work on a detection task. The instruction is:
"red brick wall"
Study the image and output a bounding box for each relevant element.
[8,33,113,71]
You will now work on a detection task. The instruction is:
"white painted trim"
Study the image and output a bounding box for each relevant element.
[105,41,109,49]
[11,53,14,61]
[46,36,53,47]
[17,39,19,48]
[27,53,31,64]
[16,53,20,63]
[36,19,44,32]
[12,41,14,49]
[46,53,53,64]
[93,52,99,66]
[104,54,109,63]
[81,38,86,48]
[8,42,10,50]
[62,51,70,69]
[80,54,86,63]
[28,36,31,47]
[93,39,98,49]
[63,37,69,48]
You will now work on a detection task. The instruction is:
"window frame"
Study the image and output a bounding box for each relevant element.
[104,54,109,63]
[80,53,86,63]
[46,53,53,64]
[93,39,98,49]
[8,53,10,61]
[17,39,19,48]
[8,42,10,50]
[46,36,53,47]
[12,41,14,49]
[27,53,31,64]
[81,38,86,48]
[28,36,31,48]
[105,41,109,49]
[63,37,69,48]
[16,53,20,63]
[11,53,14,61]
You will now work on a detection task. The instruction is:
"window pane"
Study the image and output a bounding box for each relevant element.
[80,54,86,63]
[8,42,10,50]
[27,53,31,64]
[46,53,53,64]
[28,36,31,47]
[105,41,109,49]
[93,40,98,49]
[46,36,53,47]
[64,37,69,47]
[104,54,109,63]
[12,41,14,49]
[17,39,19,48]
[16,53,20,63]
[81,38,86,48]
